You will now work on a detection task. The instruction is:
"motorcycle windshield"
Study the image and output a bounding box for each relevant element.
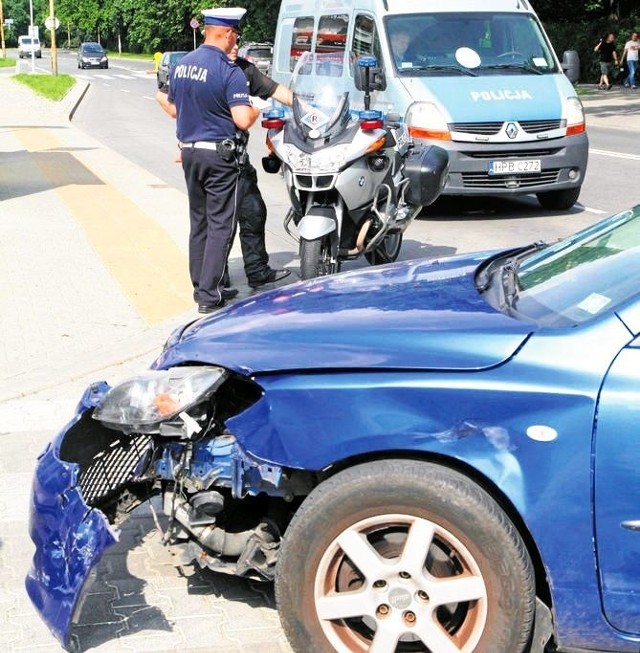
[291,51,352,140]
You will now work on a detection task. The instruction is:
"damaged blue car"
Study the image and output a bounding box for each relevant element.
[27,205,640,653]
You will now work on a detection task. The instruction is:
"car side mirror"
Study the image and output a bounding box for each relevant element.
[561,50,580,84]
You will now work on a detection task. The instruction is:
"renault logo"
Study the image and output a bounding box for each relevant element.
[506,122,519,139]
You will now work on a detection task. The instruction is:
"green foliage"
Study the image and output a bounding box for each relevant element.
[13,73,75,101]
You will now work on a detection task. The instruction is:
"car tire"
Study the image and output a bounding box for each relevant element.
[275,459,536,653]
[536,187,581,211]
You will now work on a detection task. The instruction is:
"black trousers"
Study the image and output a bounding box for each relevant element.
[181,147,239,306]
[237,163,271,282]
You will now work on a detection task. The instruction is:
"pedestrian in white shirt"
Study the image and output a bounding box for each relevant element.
[621,31,639,89]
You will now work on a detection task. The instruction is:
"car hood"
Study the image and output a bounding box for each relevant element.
[155,253,533,375]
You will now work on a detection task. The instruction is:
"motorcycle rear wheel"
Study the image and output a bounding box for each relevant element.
[364,230,403,266]
[300,236,332,280]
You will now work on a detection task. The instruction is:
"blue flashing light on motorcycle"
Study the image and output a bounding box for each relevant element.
[261,106,285,130]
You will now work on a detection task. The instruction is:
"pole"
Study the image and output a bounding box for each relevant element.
[28,0,34,73]
[0,0,6,59]
[48,0,57,75]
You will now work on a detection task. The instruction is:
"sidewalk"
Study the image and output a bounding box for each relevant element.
[0,71,294,653]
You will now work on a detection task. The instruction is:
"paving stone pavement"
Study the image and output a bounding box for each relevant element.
[0,69,294,653]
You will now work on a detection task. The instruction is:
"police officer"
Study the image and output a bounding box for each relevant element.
[229,43,293,288]
[156,7,259,313]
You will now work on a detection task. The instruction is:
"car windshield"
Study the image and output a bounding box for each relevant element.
[248,47,272,58]
[84,44,103,53]
[507,205,640,325]
[386,12,557,75]
[169,52,186,64]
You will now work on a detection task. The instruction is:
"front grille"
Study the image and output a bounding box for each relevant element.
[77,433,152,506]
[450,120,564,135]
[461,148,562,159]
[520,119,565,133]
[449,122,503,135]
[294,174,336,190]
[461,168,560,189]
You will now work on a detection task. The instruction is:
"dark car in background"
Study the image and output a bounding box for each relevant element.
[237,42,273,73]
[77,42,108,69]
[156,50,188,90]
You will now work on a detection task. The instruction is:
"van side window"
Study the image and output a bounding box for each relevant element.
[290,16,314,72]
[316,14,349,76]
[352,14,381,58]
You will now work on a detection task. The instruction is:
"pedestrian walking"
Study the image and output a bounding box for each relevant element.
[228,42,293,288]
[156,7,259,314]
[621,31,639,89]
[594,33,619,90]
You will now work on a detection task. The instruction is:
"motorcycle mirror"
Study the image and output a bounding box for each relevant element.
[353,54,386,93]
[262,154,281,175]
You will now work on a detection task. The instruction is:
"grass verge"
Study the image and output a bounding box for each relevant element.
[13,73,76,101]
[0,57,15,68]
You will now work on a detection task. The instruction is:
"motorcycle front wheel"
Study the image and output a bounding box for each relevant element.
[364,230,403,266]
[300,236,334,280]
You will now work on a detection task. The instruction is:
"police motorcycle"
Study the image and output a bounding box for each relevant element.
[262,52,449,279]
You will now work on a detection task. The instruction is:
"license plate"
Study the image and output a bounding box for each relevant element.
[488,159,541,175]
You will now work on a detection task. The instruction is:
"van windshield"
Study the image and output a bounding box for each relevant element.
[386,12,558,76]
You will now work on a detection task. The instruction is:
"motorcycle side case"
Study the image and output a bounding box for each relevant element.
[404,145,450,207]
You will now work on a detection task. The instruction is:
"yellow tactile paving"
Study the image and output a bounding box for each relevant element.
[13,126,193,325]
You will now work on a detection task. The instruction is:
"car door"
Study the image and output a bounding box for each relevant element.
[594,334,640,634]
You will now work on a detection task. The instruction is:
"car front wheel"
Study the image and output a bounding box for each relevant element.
[276,460,536,653]
[536,187,581,211]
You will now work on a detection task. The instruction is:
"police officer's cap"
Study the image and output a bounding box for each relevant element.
[201,7,246,28]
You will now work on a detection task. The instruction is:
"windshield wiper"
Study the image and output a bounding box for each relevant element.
[482,63,543,75]
[402,64,478,77]
[500,241,547,308]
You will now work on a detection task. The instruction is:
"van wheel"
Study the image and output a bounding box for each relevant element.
[300,236,332,280]
[276,460,536,653]
[536,187,580,211]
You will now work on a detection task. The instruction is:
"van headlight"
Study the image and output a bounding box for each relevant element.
[405,102,451,141]
[565,97,586,136]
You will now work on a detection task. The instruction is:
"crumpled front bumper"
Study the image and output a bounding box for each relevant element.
[25,384,118,647]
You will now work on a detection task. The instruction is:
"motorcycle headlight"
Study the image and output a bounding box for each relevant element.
[93,366,227,431]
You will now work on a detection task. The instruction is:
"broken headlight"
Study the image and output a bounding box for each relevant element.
[93,366,227,434]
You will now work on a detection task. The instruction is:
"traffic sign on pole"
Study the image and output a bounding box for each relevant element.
[45,15,59,30]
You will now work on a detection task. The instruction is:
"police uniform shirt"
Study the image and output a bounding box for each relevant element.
[236,57,278,100]
[168,45,250,142]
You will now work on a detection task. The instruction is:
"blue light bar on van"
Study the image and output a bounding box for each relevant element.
[262,107,285,129]
[359,109,384,130]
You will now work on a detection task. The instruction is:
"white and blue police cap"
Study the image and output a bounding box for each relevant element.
[201,7,246,28]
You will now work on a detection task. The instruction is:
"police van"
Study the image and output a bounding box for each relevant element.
[270,0,588,210]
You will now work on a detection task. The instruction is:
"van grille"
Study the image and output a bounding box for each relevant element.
[461,148,562,159]
[461,169,560,189]
[450,120,564,135]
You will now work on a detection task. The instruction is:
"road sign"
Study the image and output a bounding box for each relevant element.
[190,18,199,29]
[45,16,60,30]
[4,18,15,25]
